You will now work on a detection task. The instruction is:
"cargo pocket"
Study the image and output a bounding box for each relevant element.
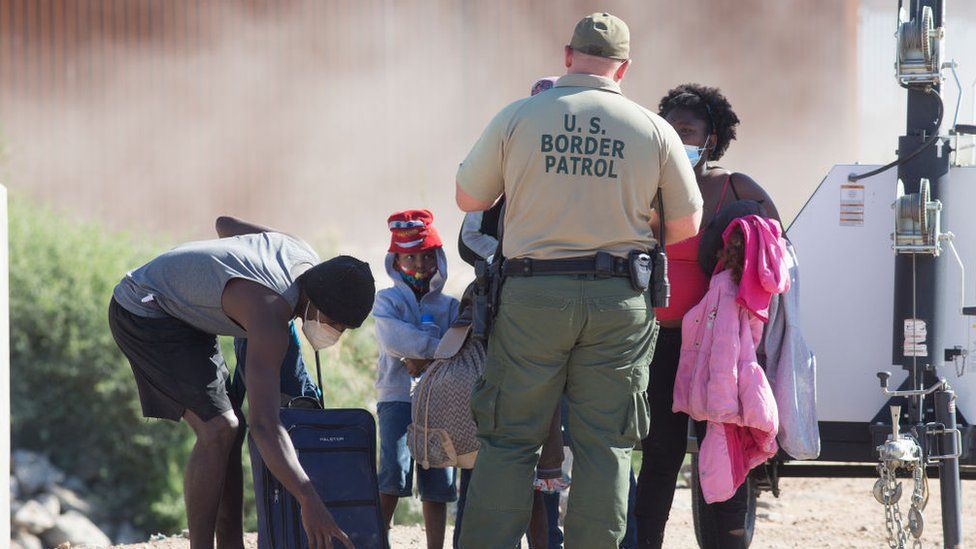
[627,321,657,394]
[629,361,651,395]
[621,391,651,445]
[469,378,500,437]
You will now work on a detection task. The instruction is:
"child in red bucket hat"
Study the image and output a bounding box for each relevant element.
[387,209,443,296]
[372,208,459,545]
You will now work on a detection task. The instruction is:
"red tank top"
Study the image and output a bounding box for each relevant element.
[655,176,733,322]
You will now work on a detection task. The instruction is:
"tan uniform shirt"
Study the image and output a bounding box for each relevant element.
[457,73,703,260]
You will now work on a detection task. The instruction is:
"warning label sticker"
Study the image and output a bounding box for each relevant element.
[840,184,865,227]
[904,319,927,357]
[904,343,928,357]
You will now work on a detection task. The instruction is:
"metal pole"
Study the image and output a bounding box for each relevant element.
[934,387,963,548]
[891,0,947,426]
[887,1,964,546]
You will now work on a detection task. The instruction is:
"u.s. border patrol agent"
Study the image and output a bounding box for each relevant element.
[454,13,704,548]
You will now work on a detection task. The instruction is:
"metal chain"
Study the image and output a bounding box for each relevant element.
[908,466,928,548]
[911,465,927,510]
[879,463,909,548]
[877,461,926,549]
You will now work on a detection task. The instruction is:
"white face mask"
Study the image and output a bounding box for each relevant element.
[301,303,342,350]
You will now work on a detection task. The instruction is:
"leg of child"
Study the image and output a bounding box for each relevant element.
[377,401,414,529]
[545,398,572,549]
[423,501,447,549]
[527,491,550,548]
[536,409,565,482]
[379,494,399,531]
[528,408,565,548]
[543,491,563,549]
[418,465,457,549]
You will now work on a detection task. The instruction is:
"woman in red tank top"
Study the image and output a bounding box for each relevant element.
[635,84,780,549]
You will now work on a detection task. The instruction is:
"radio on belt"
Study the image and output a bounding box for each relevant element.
[628,248,670,308]
[651,246,669,308]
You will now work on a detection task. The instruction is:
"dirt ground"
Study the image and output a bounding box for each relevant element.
[659,476,975,548]
[111,476,974,548]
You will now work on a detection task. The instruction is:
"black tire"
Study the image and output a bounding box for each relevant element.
[690,453,758,548]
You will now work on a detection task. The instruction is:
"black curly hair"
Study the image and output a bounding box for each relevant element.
[657,83,739,161]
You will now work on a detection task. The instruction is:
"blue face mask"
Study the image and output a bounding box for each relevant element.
[684,143,707,167]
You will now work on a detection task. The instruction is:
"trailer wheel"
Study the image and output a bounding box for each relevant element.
[690,453,757,548]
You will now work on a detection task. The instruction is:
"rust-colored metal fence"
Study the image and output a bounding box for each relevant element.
[0,1,859,257]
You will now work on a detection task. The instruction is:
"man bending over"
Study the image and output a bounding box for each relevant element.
[108,216,374,549]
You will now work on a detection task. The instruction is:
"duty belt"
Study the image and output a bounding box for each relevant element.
[502,252,629,278]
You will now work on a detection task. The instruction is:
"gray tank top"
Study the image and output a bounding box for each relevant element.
[113,232,320,337]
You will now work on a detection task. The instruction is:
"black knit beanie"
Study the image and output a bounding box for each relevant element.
[299,255,375,328]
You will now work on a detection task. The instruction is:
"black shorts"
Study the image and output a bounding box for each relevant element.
[108,298,232,422]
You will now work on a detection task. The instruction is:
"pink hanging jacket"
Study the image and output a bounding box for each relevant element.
[719,215,791,321]
[673,215,790,503]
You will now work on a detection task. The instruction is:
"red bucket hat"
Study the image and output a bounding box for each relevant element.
[387,209,442,254]
[531,76,559,96]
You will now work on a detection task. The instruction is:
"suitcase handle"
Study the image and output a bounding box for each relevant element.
[285,395,322,410]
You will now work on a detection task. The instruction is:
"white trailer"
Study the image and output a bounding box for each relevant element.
[690,3,972,547]
[789,164,976,457]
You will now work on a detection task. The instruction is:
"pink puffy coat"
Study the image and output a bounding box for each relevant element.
[673,216,789,503]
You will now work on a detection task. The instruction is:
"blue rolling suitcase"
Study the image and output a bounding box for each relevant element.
[249,406,388,548]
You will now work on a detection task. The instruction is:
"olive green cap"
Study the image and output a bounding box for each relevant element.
[569,12,630,60]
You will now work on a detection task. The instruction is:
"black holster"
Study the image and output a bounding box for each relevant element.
[628,247,669,308]
[472,256,504,341]
[650,244,670,308]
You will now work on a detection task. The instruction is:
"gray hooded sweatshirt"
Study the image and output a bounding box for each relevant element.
[372,248,459,403]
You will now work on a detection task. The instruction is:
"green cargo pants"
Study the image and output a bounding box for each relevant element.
[457,275,657,548]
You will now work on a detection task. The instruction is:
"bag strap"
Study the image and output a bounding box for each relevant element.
[424,372,433,465]
[491,199,506,261]
[729,173,741,201]
[656,189,666,248]
[314,351,325,408]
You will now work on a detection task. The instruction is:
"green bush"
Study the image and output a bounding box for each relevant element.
[9,198,193,533]
[9,198,385,533]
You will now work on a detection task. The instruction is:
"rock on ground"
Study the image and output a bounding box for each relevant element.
[48,484,94,516]
[12,500,57,535]
[35,491,62,517]
[12,449,67,496]
[42,510,113,548]
[11,530,44,549]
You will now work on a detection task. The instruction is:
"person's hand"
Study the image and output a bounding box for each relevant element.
[404,358,432,377]
[299,494,354,549]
